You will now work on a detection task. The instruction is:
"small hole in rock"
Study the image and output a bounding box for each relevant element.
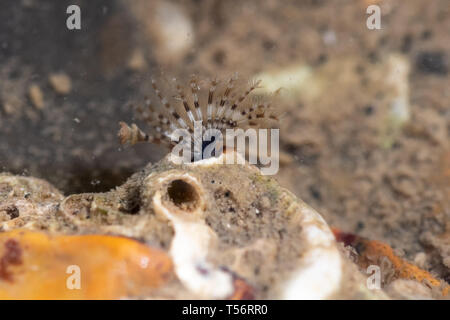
[167,179,200,211]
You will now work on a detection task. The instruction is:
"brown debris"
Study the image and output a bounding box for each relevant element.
[0,239,22,282]
[28,84,44,109]
[49,73,72,95]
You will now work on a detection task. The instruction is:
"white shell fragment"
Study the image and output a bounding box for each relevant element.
[149,173,234,299]
[277,198,342,299]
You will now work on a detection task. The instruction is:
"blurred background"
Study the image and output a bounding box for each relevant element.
[0,0,449,282]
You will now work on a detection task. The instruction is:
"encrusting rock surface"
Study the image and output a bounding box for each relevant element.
[0,151,389,299]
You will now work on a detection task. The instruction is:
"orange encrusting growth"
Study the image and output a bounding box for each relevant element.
[0,230,173,299]
[332,228,449,296]
[228,278,255,300]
